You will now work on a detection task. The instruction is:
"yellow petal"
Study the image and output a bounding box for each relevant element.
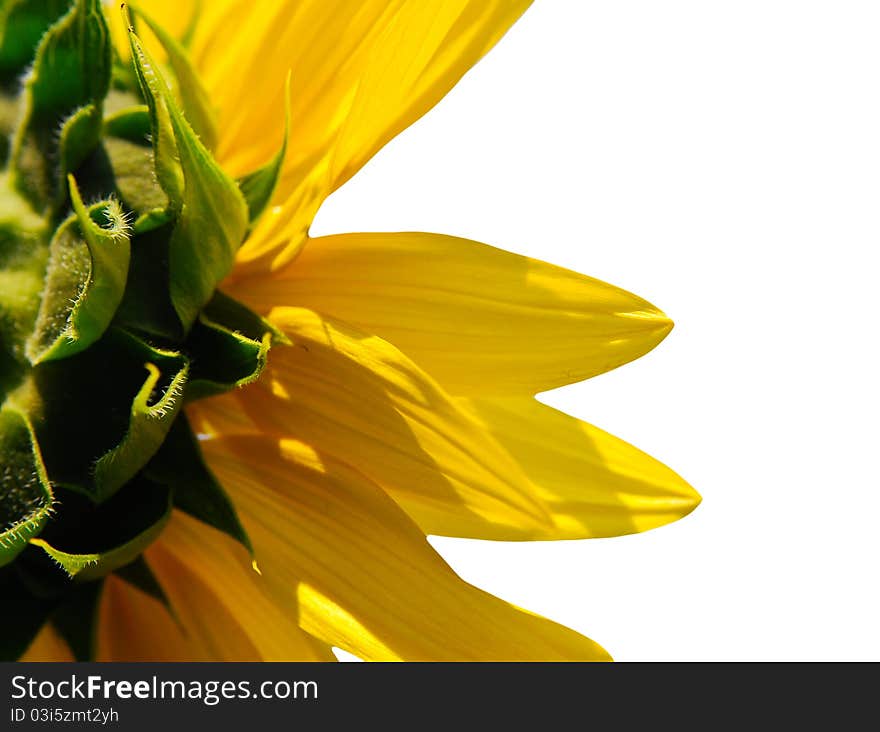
[210,0,532,273]
[96,570,259,661]
[229,232,673,396]
[202,434,610,661]
[150,511,336,661]
[234,306,557,539]
[186,396,261,437]
[437,397,700,539]
[19,624,74,662]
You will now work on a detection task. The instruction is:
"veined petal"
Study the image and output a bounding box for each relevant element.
[96,572,260,661]
[19,624,74,662]
[149,511,336,661]
[429,397,701,539]
[204,0,532,273]
[230,233,673,396]
[202,434,610,661]
[186,396,262,438]
[234,306,556,539]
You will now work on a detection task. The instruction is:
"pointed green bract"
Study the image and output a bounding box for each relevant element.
[186,319,271,401]
[115,555,172,611]
[0,408,53,568]
[102,104,151,142]
[0,2,282,658]
[126,24,182,204]
[0,0,71,83]
[58,104,102,191]
[128,29,248,333]
[92,335,189,502]
[26,329,188,502]
[26,177,131,364]
[147,415,253,553]
[102,135,170,220]
[129,2,218,151]
[51,580,103,660]
[11,0,111,206]
[31,480,171,581]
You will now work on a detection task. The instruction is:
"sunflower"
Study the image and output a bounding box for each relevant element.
[0,0,699,663]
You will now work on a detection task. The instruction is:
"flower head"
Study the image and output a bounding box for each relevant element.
[1,0,699,662]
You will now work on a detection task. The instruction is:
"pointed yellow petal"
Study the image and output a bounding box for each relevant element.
[96,570,260,661]
[230,233,672,395]
[202,434,610,661]
[406,397,700,539]
[19,624,74,662]
[186,396,261,437]
[208,0,532,273]
[150,511,336,661]
[233,306,558,538]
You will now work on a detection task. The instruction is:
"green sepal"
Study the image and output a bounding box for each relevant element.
[237,72,290,227]
[0,197,47,394]
[26,176,131,364]
[185,290,284,400]
[0,90,20,166]
[30,479,171,581]
[128,28,248,333]
[0,566,56,661]
[103,104,151,143]
[125,15,182,206]
[50,579,104,661]
[112,220,181,341]
[58,104,103,193]
[146,415,253,554]
[204,289,290,345]
[186,317,271,401]
[11,0,112,207]
[0,408,54,568]
[27,328,188,501]
[103,135,169,217]
[115,554,172,611]
[91,332,189,501]
[129,1,218,151]
[0,0,71,83]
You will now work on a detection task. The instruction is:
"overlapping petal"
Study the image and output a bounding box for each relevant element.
[233,306,558,539]
[446,397,700,539]
[202,433,610,661]
[96,571,260,661]
[19,624,74,662]
[186,0,530,273]
[230,232,673,396]
[148,513,337,661]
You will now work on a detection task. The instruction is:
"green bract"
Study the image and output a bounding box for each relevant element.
[0,1,285,660]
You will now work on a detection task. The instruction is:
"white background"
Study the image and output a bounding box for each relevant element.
[312,1,880,660]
